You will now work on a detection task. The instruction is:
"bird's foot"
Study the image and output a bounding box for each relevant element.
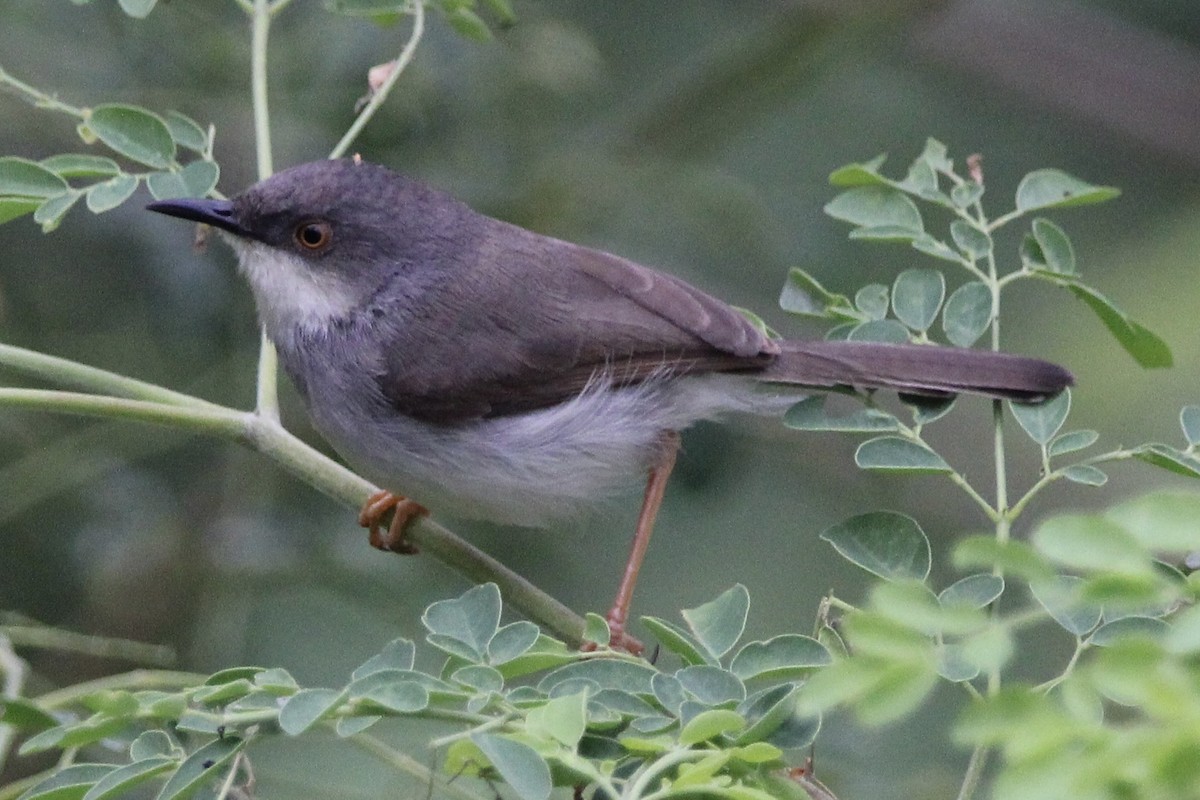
[358,490,428,554]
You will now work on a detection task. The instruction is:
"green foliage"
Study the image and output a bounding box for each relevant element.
[1,583,826,800]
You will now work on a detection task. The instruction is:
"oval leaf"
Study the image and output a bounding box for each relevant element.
[730,635,832,681]
[679,709,745,746]
[1048,430,1099,457]
[86,174,138,213]
[949,220,992,258]
[942,281,993,347]
[278,688,346,735]
[422,582,501,661]
[40,154,121,179]
[938,574,1004,610]
[88,104,175,168]
[681,584,749,660]
[155,737,244,800]
[18,764,114,800]
[471,734,551,800]
[855,436,950,473]
[0,156,69,198]
[821,511,931,581]
[783,396,900,433]
[81,756,175,800]
[1031,218,1075,274]
[1031,575,1102,635]
[1032,514,1152,576]
[1062,464,1107,486]
[824,186,923,232]
[1009,388,1070,445]
[891,269,945,332]
[164,111,208,152]
[1015,169,1120,212]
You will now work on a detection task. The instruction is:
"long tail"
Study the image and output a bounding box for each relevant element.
[758,340,1073,402]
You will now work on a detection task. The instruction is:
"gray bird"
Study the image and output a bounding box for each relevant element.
[148,158,1071,650]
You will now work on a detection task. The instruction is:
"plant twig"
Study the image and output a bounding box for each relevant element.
[328,0,426,160]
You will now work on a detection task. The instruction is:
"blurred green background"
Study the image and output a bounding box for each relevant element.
[3,0,1200,796]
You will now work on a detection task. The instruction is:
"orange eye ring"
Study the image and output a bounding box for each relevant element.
[294,221,332,250]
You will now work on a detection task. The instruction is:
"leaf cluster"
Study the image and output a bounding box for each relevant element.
[2,584,830,800]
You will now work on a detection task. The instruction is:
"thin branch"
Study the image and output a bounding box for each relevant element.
[328,0,426,160]
[0,342,222,408]
[1,625,175,665]
[0,64,86,118]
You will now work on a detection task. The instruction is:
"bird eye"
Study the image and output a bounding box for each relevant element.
[294,221,332,251]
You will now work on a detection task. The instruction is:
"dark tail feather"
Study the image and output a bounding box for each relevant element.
[759,340,1073,402]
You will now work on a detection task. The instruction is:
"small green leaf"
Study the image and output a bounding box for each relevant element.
[0,697,58,732]
[471,734,551,800]
[778,267,858,320]
[952,537,1055,584]
[824,186,923,232]
[951,181,984,208]
[681,584,750,661]
[730,635,831,681]
[1089,616,1169,646]
[581,613,611,649]
[1031,575,1102,635]
[912,234,965,264]
[118,0,157,17]
[940,283,988,345]
[360,681,429,714]
[1009,388,1070,445]
[917,138,952,173]
[39,154,121,179]
[446,7,493,41]
[488,621,540,665]
[891,269,945,332]
[422,582,501,661]
[1062,464,1107,486]
[1105,491,1200,552]
[81,757,174,800]
[1031,273,1171,368]
[849,224,923,243]
[1133,443,1200,479]
[676,665,747,706]
[129,730,174,761]
[1181,406,1200,446]
[1048,430,1099,457]
[847,319,910,344]
[451,664,504,694]
[0,197,40,224]
[854,284,889,320]
[526,692,587,748]
[351,639,415,680]
[1032,514,1152,576]
[539,659,656,695]
[858,663,938,726]
[155,737,244,800]
[1015,169,1120,212]
[949,221,991,259]
[164,110,208,152]
[0,156,69,197]
[278,688,346,735]
[192,678,253,706]
[855,436,951,473]
[35,191,82,232]
[828,154,890,187]
[1031,218,1075,273]
[783,396,900,433]
[938,574,1004,609]
[640,616,709,665]
[17,764,114,800]
[679,709,745,745]
[88,104,175,168]
[1165,604,1200,654]
[936,644,979,682]
[821,511,931,581]
[85,174,138,213]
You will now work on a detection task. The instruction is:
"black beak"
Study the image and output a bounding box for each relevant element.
[146,197,246,237]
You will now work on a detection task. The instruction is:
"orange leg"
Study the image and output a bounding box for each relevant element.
[595,430,682,655]
[358,490,429,554]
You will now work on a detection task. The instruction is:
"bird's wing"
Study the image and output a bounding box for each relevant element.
[376,222,773,424]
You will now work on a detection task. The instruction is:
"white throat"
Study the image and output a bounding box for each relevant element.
[226,237,360,346]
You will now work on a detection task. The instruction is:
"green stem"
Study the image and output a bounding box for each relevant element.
[248,0,281,422]
[0,64,86,118]
[955,746,989,800]
[35,670,207,709]
[0,343,222,408]
[0,389,249,437]
[0,625,174,665]
[328,0,426,160]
